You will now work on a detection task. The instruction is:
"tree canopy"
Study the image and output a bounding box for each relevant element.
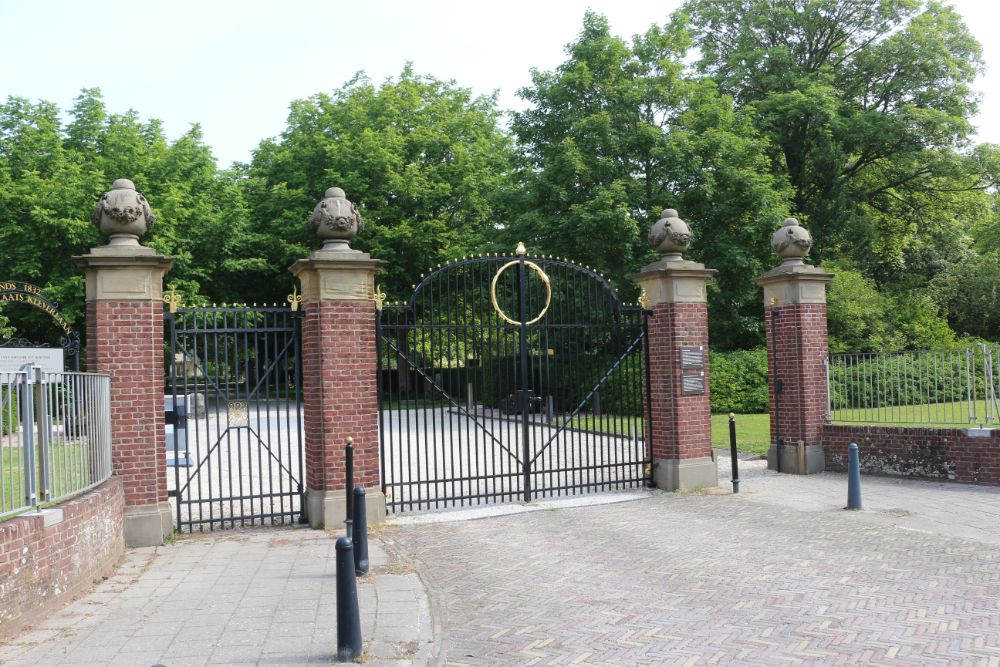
[509,13,790,347]
[245,66,516,302]
[677,0,998,281]
[0,3,997,350]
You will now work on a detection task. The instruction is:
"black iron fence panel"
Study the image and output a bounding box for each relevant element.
[377,253,651,513]
[165,306,304,531]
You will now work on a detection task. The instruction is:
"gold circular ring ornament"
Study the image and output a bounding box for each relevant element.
[490,260,552,326]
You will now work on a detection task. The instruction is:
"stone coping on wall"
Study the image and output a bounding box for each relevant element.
[0,477,125,639]
[822,423,1000,486]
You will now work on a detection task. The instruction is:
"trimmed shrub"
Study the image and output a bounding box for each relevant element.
[709,347,768,414]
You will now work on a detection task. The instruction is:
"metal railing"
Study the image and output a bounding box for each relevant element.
[1,367,112,519]
[827,344,998,427]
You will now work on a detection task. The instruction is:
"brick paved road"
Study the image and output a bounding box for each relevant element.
[386,491,1000,666]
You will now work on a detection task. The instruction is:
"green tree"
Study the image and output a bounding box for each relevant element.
[510,13,791,348]
[678,0,995,282]
[245,66,516,302]
[931,251,1000,341]
[0,89,257,346]
[825,260,954,352]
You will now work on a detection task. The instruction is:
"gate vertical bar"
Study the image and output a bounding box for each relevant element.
[168,309,182,530]
[376,308,387,506]
[642,311,654,487]
[517,250,531,502]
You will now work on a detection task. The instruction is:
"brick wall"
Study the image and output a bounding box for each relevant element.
[646,302,712,460]
[764,303,829,447]
[86,300,166,507]
[0,477,124,637]
[823,424,1000,484]
[301,300,379,491]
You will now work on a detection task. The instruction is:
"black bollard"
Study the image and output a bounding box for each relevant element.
[846,442,863,510]
[352,487,369,576]
[728,412,740,493]
[335,537,363,661]
[345,437,354,539]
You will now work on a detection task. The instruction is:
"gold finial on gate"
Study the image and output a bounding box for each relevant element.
[372,283,387,311]
[770,296,778,307]
[638,287,650,311]
[515,241,527,255]
[163,288,182,314]
[287,286,303,311]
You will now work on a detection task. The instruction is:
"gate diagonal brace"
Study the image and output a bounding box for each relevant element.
[172,336,296,404]
[175,425,301,497]
[381,336,522,465]
[529,330,646,466]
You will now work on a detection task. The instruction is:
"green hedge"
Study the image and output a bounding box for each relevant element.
[709,348,769,414]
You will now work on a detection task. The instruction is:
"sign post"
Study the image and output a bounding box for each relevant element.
[0,281,79,370]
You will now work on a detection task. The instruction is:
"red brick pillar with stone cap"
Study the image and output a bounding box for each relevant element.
[754,217,834,474]
[633,208,718,491]
[290,187,386,528]
[73,178,174,547]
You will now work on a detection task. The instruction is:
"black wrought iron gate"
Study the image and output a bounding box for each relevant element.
[377,249,652,513]
[165,305,304,531]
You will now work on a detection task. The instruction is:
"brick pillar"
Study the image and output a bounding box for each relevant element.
[290,249,384,529]
[73,245,173,546]
[754,218,833,474]
[633,254,718,491]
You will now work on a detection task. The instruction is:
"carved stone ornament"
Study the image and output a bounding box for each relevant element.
[647,208,693,260]
[91,178,157,246]
[770,217,813,265]
[307,187,364,250]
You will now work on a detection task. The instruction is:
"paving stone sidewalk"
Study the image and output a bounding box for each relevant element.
[6,460,1000,666]
[386,467,1000,666]
[0,527,433,666]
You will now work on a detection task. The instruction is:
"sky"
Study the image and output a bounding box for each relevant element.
[1,0,998,167]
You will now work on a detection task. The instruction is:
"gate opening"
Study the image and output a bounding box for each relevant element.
[377,251,652,513]
[165,305,305,531]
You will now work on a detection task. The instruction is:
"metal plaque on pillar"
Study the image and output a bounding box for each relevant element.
[680,346,706,395]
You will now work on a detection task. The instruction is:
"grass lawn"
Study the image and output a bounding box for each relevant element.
[829,398,996,427]
[1,441,95,516]
[569,413,773,456]
[711,413,771,456]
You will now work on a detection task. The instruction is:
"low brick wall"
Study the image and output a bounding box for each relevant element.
[823,424,1000,485]
[0,477,124,637]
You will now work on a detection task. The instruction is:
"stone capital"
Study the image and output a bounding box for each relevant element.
[753,264,834,307]
[73,247,174,302]
[632,258,717,307]
[289,249,385,304]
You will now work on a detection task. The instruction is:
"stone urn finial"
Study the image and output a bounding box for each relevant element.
[308,187,364,251]
[771,217,813,265]
[647,208,693,260]
[91,178,156,246]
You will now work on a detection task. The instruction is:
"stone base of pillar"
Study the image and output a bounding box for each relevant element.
[652,456,718,491]
[767,443,825,474]
[123,502,173,547]
[305,488,387,530]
